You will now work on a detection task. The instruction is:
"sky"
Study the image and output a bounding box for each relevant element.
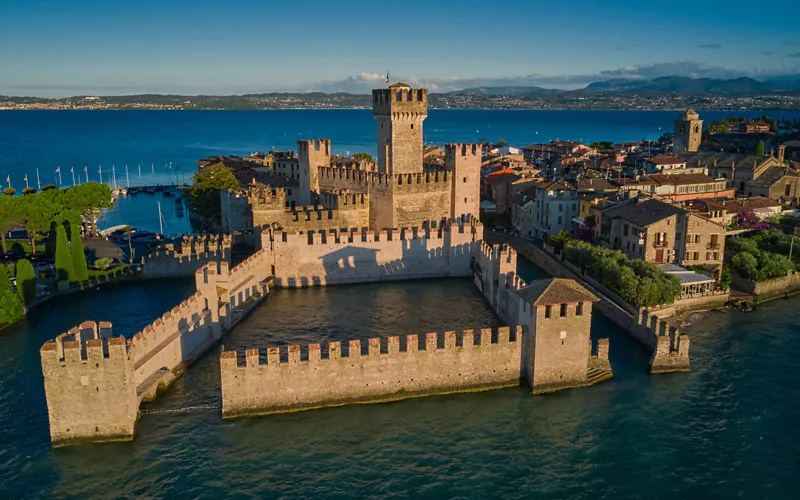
[2,0,800,97]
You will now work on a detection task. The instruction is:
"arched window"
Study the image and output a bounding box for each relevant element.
[410,123,414,129]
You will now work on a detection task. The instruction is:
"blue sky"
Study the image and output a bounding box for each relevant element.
[2,0,799,96]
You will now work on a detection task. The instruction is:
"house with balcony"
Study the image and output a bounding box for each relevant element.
[598,197,725,271]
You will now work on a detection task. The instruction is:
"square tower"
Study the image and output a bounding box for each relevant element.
[516,278,599,394]
[446,143,482,221]
[673,109,702,153]
[297,139,330,206]
[372,84,428,175]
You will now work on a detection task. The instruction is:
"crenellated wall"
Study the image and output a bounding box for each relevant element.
[140,234,232,278]
[220,326,522,418]
[263,217,482,287]
[40,251,273,446]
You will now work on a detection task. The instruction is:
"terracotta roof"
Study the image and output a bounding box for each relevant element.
[535,179,576,191]
[645,154,686,165]
[517,278,599,306]
[724,197,781,212]
[682,152,779,171]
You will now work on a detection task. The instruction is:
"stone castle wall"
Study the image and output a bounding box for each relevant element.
[40,252,273,446]
[220,326,522,418]
[140,234,232,279]
[264,218,482,287]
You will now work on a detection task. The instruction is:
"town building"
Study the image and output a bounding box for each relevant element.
[598,197,725,271]
[527,179,579,240]
[673,109,703,154]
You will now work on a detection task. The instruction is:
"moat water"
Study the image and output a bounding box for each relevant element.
[2,258,799,497]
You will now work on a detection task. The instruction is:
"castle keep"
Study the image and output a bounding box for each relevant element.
[220,84,481,232]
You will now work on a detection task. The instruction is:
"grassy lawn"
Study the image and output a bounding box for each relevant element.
[6,238,46,254]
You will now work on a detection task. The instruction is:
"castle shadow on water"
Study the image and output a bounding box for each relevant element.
[38,84,681,447]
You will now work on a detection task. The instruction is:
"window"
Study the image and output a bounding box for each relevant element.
[560,303,567,317]
[559,204,563,212]
[463,177,467,183]
[688,234,699,243]
[786,184,792,197]
[626,241,630,250]
[623,224,629,236]
[576,302,583,316]
[545,305,551,318]
[410,123,414,129]
[464,197,467,203]
[558,216,562,224]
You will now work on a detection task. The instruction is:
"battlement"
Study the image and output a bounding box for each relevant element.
[220,326,522,417]
[140,234,231,279]
[318,190,369,210]
[640,309,691,373]
[248,186,288,209]
[394,170,450,187]
[41,321,127,365]
[317,166,393,186]
[226,326,521,369]
[273,217,480,246]
[372,86,428,115]
[297,139,330,156]
[446,143,481,157]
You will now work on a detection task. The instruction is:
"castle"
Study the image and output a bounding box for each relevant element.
[220,83,481,233]
[40,85,624,447]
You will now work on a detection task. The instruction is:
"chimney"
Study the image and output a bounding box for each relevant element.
[778,145,786,164]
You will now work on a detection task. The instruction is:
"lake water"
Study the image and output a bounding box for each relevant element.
[1,262,799,497]
[2,109,799,190]
[1,110,800,497]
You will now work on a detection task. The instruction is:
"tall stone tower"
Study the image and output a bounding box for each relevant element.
[372,83,428,175]
[297,139,330,206]
[446,143,482,221]
[673,109,702,154]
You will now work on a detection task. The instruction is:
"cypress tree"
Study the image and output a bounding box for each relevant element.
[15,259,36,304]
[0,264,24,324]
[70,224,88,282]
[756,140,765,157]
[55,224,76,282]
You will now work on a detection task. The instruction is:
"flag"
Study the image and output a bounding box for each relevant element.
[55,166,60,173]
[23,175,27,181]
[70,167,74,173]
[84,167,87,172]
[386,71,390,84]
[6,175,9,183]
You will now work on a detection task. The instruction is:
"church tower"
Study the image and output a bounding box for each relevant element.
[673,109,702,153]
[372,83,428,175]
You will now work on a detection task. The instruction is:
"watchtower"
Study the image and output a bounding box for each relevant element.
[446,143,482,221]
[673,109,702,153]
[517,278,599,394]
[298,139,330,206]
[372,84,428,175]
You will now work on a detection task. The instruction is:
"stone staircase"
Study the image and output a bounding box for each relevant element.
[586,367,613,387]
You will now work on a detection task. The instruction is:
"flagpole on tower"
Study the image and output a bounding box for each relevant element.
[84,167,89,184]
[56,166,62,186]
[71,167,76,186]
[36,169,41,191]
[99,166,103,184]
[24,175,29,189]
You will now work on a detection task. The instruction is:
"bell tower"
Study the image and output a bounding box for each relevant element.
[673,109,702,153]
[372,83,428,175]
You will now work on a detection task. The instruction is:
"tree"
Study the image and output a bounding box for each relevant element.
[590,141,613,150]
[70,224,88,282]
[0,265,24,324]
[4,188,16,196]
[187,165,240,225]
[657,132,673,145]
[496,139,508,148]
[0,196,20,254]
[22,187,37,195]
[123,225,134,264]
[54,224,76,282]
[547,230,572,252]
[770,118,778,133]
[352,152,374,162]
[42,184,56,191]
[56,182,112,237]
[15,259,36,304]
[756,140,765,157]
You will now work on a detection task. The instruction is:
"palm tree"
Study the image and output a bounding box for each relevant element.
[123,225,134,264]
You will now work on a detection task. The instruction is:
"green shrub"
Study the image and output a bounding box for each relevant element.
[547,230,572,252]
[0,265,24,324]
[70,225,88,282]
[94,257,113,270]
[54,224,76,282]
[15,259,36,304]
[562,239,681,306]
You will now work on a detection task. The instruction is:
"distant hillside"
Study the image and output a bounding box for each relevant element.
[581,76,777,93]
[449,86,562,96]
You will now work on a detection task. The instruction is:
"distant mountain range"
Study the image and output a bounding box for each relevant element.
[451,76,800,95]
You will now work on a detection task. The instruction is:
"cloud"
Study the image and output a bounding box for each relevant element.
[301,61,799,93]
[790,52,800,58]
[698,44,722,49]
